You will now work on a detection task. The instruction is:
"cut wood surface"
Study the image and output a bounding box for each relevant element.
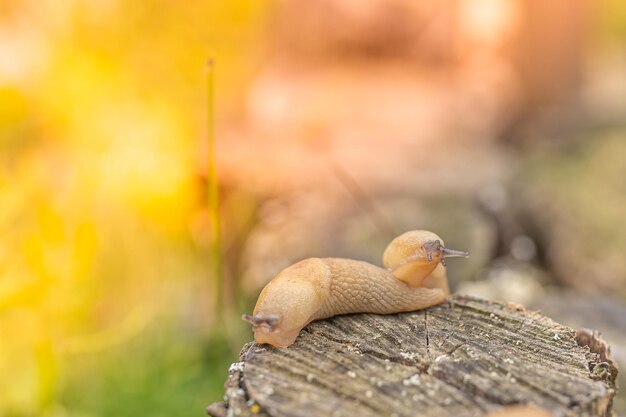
[206,295,617,417]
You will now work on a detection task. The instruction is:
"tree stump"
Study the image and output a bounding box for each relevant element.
[206,295,617,417]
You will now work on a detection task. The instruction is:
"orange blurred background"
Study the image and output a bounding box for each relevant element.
[1,1,625,416]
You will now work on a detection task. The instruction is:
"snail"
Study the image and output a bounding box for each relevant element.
[242,230,469,348]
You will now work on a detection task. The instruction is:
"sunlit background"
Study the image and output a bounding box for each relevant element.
[1,1,625,416]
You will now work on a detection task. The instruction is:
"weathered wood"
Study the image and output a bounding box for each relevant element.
[207,295,617,417]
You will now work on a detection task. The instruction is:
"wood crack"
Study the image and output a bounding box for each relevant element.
[425,309,430,353]
[207,295,617,417]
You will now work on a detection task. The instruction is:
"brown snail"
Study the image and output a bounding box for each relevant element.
[243,230,469,348]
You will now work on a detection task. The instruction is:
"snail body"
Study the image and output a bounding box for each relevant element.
[243,230,468,348]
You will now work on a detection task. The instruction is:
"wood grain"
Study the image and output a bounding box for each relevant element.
[207,295,617,417]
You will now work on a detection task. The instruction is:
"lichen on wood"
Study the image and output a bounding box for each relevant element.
[207,295,617,417]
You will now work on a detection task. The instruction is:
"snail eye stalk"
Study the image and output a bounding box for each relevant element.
[442,247,470,258]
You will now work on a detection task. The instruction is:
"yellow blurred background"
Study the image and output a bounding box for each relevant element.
[1,1,625,416]
[0,1,272,416]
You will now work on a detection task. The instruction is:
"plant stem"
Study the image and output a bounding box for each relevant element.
[206,59,223,319]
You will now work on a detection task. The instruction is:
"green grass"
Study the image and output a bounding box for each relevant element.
[60,326,238,417]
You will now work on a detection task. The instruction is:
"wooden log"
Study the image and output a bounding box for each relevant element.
[206,295,617,417]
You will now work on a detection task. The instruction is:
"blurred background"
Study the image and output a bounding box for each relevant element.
[1,0,625,416]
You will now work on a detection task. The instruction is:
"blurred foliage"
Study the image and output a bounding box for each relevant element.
[520,130,626,295]
[58,330,233,417]
[597,0,626,39]
[0,1,272,416]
